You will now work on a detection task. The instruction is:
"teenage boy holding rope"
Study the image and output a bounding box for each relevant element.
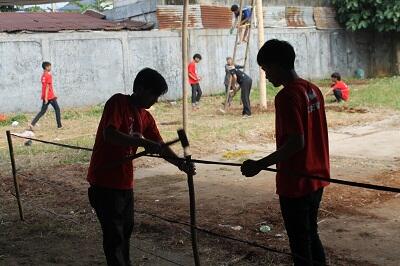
[241,39,330,266]
[87,68,195,266]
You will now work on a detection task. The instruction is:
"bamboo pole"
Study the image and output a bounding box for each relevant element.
[6,130,24,221]
[256,0,267,109]
[182,0,189,132]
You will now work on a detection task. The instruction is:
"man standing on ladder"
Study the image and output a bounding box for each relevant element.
[230,4,253,44]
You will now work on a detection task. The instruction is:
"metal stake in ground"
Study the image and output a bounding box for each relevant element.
[6,130,24,221]
[177,129,200,266]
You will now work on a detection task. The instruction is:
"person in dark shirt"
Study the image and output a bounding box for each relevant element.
[230,4,253,43]
[224,57,244,94]
[228,64,252,118]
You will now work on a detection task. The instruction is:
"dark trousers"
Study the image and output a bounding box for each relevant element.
[333,89,343,102]
[31,99,62,128]
[88,186,134,266]
[191,83,202,104]
[240,79,252,115]
[279,188,326,266]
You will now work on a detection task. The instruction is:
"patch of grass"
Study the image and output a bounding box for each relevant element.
[85,104,104,117]
[222,149,256,160]
[62,110,82,120]
[0,114,28,126]
[347,76,400,110]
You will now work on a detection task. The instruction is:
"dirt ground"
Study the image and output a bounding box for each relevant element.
[0,108,399,265]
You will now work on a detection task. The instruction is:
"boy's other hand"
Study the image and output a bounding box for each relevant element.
[44,99,48,104]
[241,159,262,177]
[179,161,196,176]
[144,140,163,155]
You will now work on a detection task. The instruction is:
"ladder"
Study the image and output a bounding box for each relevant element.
[223,0,256,111]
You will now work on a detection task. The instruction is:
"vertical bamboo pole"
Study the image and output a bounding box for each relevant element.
[182,0,189,132]
[6,131,24,221]
[256,0,267,109]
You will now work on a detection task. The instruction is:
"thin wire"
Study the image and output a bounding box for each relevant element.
[133,245,186,266]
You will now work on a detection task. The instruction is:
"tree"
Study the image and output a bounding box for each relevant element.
[333,0,400,74]
[0,5,19,12]
[72,0,112,12]
[332,0,400,32]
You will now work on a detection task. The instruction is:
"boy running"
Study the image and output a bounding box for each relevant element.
[29,61,62,130]
[325,72,350,102]
[241,39,330,266]
[188,54,202,109]
[87,68,195,266]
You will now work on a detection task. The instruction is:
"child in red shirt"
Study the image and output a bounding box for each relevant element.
[325,72,350,102]
[87,68,195,266]
[241,39,329,266]
[188,54,202,108]
[30,61,62,130]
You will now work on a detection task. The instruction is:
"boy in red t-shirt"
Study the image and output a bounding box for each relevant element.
[188,54,202,108]
[87,68,195,266]
[30,61,62,130]
[241,39,330,266]
[325,72,350,102]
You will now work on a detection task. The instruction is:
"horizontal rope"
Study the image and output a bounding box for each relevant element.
[10,133,400,194]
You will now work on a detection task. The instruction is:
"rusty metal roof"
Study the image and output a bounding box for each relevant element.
[157,4,203,30]
[286,6,315,28]
[314,7,342,30]
[0,13,153,33]
[264,6,315,28]
[0,0,65,4]
[200,5,232,29]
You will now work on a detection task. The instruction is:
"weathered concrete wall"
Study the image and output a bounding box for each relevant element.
[0,29,396,112]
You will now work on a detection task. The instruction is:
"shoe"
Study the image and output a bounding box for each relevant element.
[242,115,252,119]
[28,124,34,131]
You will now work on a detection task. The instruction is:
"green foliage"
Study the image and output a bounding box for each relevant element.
[23,5,44,12]
[0,5,19,12]
[72,0,112,12]
[332,0,400,32]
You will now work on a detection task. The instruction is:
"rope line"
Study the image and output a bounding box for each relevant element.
[10,133,400,194]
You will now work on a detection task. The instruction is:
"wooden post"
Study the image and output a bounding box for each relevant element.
[256,0,267,109]
[6,130,24,221]
[182,0,189,132]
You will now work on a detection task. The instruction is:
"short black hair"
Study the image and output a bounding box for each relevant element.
[331,72,341,81]
[257,39,296,70]
[231,4,239,12]
[193,53,202,60]
[133,68,168,96]
[42,61,51,70]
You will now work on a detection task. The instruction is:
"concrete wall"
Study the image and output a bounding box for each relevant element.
[0,28,396,112]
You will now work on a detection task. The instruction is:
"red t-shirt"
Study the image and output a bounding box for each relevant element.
[275,79,330,198]
[87,94,163,190]
[41,72,56,100]
[188,61,199,85]
[332,81,350,101]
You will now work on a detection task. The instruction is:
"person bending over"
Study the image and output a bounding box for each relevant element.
[325,72,350,102]
[87,68,195,266]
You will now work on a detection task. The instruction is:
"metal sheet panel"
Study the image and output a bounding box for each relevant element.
[314,7,342,30]
[200,5,231,29]
[157,4,203,30]
[286,6,315,28]
[263,6,286,28]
